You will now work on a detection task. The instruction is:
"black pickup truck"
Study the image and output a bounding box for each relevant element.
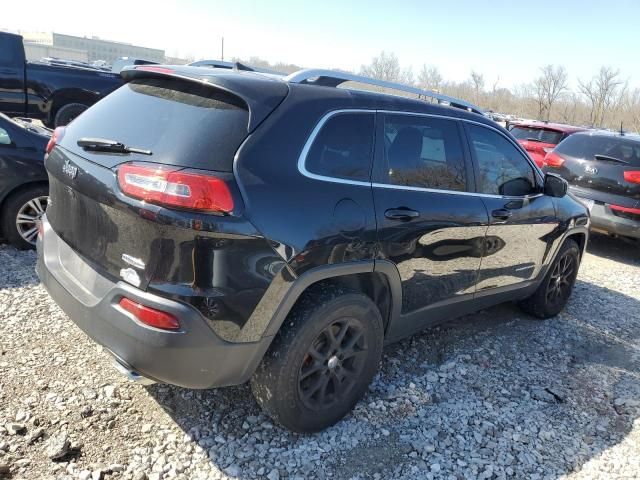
[0,32,123,127]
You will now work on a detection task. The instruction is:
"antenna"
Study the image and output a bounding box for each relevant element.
[620,121,625,136]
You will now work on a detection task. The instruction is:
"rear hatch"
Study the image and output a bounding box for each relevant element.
[45,69,288,290]
[510,125,564,167]
[544,133,640,209]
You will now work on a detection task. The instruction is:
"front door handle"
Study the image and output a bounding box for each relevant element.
[491,209,513,220]
[385,208,420,221]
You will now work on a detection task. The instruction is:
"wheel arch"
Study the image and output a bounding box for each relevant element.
[0,180,49,215]
[565,230,588,258]
[263,260,403,339]
[48,88,99,124]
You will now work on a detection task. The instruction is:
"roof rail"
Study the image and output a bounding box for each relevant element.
[284,69,483,115]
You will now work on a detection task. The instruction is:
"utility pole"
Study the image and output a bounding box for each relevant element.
[221,37,224,61]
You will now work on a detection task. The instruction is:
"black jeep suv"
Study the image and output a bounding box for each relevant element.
[36,65,589,432]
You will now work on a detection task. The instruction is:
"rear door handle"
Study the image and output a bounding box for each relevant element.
[491,209,513,220]
[385,208,420,221]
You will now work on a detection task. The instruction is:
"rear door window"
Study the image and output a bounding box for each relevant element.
[305,112,374,182]
[381,114,467,192]
[60,77,249,171]
[510,126,563,144]
[556,135,640,167]
[467,124,537,196]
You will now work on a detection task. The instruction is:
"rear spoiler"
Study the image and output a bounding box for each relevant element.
[121,65,289,132]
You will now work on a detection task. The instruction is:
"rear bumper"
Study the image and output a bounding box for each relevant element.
[36,216,273,389]
[587,203,640,239]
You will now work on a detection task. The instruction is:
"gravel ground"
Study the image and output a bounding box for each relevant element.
[1,233,639,480]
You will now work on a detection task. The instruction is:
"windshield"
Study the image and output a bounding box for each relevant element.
[510,126,564,144]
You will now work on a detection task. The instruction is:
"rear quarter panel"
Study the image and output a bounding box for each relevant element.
[233,86,379,276]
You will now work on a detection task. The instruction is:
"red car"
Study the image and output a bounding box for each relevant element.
[509,121,587,168]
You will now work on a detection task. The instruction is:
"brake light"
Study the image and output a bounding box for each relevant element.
[623,171,640,184]
[45,127,65,155]
[117,163,234,213]
[543,151,565,168]
[119,297,180,330]
[609,204,640,215]
[135,66,175,74]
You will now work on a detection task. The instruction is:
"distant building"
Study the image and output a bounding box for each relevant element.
[164,55,193,65]
[24,43,88,62]
[19,31,166,64]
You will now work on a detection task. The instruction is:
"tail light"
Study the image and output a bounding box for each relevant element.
[45,127,65,155]
[623,171,640,184]
[543,151,565,168]
[119,297,180,330]
[117,163,234,213]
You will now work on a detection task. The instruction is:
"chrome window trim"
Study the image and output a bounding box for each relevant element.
[297,109,544,200]
[297,109,374,188]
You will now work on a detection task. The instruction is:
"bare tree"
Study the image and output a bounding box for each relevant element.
[578,67,626,127]
[532,65,568,121]
[235,51,639,132]
[558,93,580,125]
[491,76,500,95]
[624,88,640,133]
[399,66,414,86]
[360,51,402,82]
[417,65,443,91]
[470,70,485,103]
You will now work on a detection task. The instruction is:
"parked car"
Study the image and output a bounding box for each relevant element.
[36,65,589,433]
[543,130,640,240]
[0,114,50,249]
[509,121,586,168]
[0,32,123,127]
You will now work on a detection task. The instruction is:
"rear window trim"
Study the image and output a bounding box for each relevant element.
[298,109,375,187]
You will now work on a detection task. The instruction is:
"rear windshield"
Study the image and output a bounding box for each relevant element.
[60,77,249,171]
[510,126,563,145]
[556,134,640,167]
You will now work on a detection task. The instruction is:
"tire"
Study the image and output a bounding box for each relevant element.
[518,239,580,319]
[251,286,384,433]
[53,103,88,127]
[1,186,49,250]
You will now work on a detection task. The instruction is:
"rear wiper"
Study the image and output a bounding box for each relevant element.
[526,137,542,142]
[594,154,629,164]
[77,137,152,155]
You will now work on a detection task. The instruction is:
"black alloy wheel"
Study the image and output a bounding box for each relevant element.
[518,238,581,319]
[298,318,368,411]
[545,251,576,308]
[251,287,384,433]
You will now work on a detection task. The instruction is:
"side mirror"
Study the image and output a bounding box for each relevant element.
[544,173,568,198]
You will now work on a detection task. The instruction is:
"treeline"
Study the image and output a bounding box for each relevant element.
[233,51,639,132]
